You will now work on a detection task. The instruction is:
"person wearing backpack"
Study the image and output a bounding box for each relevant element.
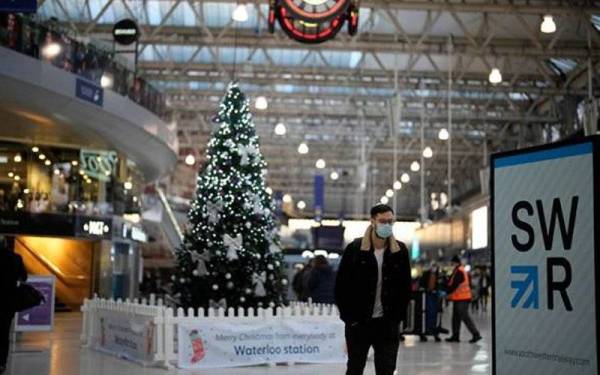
[335,204,411,375]
[0,237,27,373]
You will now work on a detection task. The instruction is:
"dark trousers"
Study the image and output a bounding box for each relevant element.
[0,312,14,366]
[451,301,480,339]
[345,318,400,375]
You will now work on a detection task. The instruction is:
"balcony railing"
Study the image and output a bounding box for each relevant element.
[0,13,167,119]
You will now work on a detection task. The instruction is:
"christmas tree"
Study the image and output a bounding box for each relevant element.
[171,82,287,310]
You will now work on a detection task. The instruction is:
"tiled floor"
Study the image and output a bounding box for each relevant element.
[6,310,491,375]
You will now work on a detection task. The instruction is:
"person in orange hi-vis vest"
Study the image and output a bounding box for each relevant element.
[445,256,482,344]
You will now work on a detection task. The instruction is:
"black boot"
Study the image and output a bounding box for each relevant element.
[445,336,460,343]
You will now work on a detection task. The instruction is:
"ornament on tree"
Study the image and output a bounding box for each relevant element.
[237,144,258,166]
[206,200,224,225]
[269,243,281,254]
[190,251,211,277]
[223,233,243,260]
[253,272,267,297]
[209,298,227,310]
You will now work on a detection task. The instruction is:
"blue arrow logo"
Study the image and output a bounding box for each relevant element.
[511,265,539,309]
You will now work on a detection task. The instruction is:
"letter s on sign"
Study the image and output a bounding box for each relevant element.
[512,201,535,252]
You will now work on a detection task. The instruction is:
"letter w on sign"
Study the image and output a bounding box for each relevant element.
[511,265,539,309]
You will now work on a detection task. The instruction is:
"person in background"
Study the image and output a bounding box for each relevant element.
[445,256,482,343]
[335,204,411,375]
[470,267,481,313]
[291,263,305,301]
[299,258,315,302]
[308,255,336,304]
[0,237,27,373]
[480,268,491,312]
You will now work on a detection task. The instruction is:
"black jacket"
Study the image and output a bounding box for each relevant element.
[335,238,411,324]
[308,265,336,304]
[0,251,27,314]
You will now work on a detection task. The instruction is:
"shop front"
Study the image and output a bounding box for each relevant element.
[0,140,148,310]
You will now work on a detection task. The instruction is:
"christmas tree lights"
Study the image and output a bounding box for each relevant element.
[172,83,286,309]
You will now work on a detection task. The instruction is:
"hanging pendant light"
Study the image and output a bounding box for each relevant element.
[489,68,502,84]
[540,15,556,34]
[232,4,249,22]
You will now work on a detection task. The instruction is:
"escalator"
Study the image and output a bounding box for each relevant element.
[15,236,93,311]
[139,187,185,267]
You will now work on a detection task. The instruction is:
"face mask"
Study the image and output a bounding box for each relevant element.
[375,223,393,239]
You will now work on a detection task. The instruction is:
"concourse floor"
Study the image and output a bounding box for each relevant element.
[6,309,491,375]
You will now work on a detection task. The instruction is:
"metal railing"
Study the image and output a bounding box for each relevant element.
[0,13,168,119]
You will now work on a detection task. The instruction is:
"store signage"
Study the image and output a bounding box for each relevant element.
[121,223,148,243]
[178,318,345,369]
[113,19,139,45]
[15,276,55,332]
[0,0,37,13]
[492,140,598,375]
[80,149,118,182]
[84,220,110,236]
[75,78,103,107]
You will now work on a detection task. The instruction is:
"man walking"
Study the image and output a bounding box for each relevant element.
[445,255,482,344]
[335,204,411,375]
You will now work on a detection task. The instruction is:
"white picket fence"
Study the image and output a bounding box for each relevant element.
[80,295,341,368]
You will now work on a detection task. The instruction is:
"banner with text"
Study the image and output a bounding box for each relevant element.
[178,318,346,369]
[93,310,156,366]
[493,140,598,375]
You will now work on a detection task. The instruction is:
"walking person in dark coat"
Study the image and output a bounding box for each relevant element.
[335,204,412,375]
[0,238,27,373]
[308,255,336,304]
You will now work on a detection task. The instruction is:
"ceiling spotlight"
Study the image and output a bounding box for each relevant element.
[540,14,556,34]
[274,122,287,136]
[185,154,196,166]
[44,160,51,166]
[8,172,14,178]
[38,154,46,160]
[100,73,114,88]
[380,196,389,205]
[53,169,60,175]
[489,68,502,84]
[41,42,61,59]
[315,159,326,169]
[14,175,20,181]
[232,3,249,22]
[31,146,39,153]
[13,154,22,163]
[266,187,273,195]
[298,142,309,154]
[411,161,420,172]
[297,200,306,210]
[330,171,339,180]
[255,96,268,110]
[438,128,449,141]
[71,160,78,166]
[401,173,410,183]
[423,146,433,159]
[283,194,292,203]
[124,181,133,190]
[386,189,394,198]
[393,180,402,190]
